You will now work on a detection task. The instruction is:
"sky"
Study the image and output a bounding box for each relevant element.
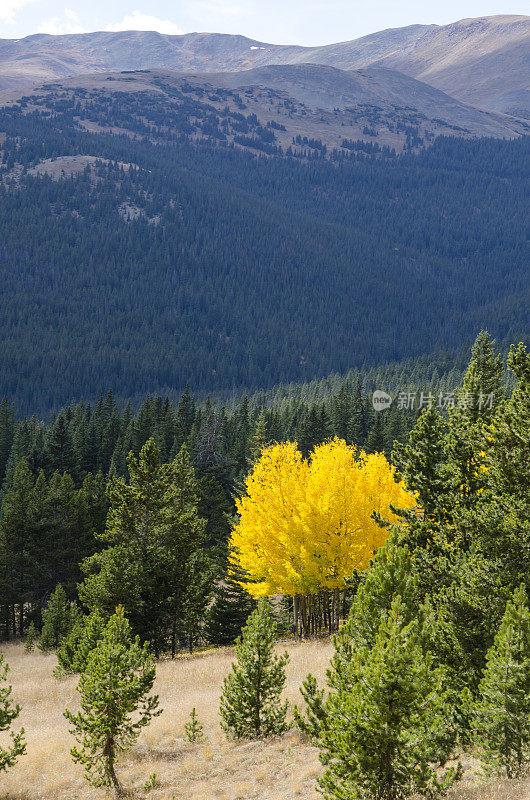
[0,0,527,45]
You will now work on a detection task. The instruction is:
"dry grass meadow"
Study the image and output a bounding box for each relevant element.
[1,639,529,800]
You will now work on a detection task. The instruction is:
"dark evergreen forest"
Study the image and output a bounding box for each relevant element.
[0,92,528,414]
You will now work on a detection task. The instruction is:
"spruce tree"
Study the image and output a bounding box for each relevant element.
[24,620,38,653]
[318,598,459,800]
[39,583,79,651]
[0,655,26,772]
[206,567,255,646]
[180,551,213,653]
[220,599,289,739]
[0,458,35,639]
[471,584,530,778]
[64,607,161,796]
[247,409,268,466]
[0,397,15,486]
[392,404,448,521]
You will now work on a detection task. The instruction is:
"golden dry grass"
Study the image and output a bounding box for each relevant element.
[0,640,529,800]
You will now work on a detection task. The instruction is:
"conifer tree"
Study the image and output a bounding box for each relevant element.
[220,600,289,740]
[180,551,213,653]
[0,458,34,639]
[206,566,255,646]
[24,621,38,653]
[80,439,205,653]
[471,585,530,778]
[184,708,205,742]
[318,598,459,800]
[393,404,448,521]
[64,608,161,796]
[57,609,106,674]
[474,343,530,585]
[56,615,84,675]
[0,397,15,486]
[39,584,79,651]
[445,331,504,516]
[247,409,268,466]
[0,655,26,773]
[45,412,76,477]
[295,535,427,737]
[331,534,423,672]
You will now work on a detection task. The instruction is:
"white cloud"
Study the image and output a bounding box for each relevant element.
[0,0,37,25]
[37,8,86,35]
[105,10,183,35]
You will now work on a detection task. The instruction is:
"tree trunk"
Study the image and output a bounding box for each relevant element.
[293,594,300,640]
[105,737,123,797]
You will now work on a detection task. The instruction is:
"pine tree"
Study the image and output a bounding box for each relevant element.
[330,534,424,684]
[318,598,459,800]
[293,673,327,739]
[392,404,449,520]
[80,439,205,653]
[39,584,79,651]
[0,655,26,773]
[0,459,35,639]
[56,616,85,675]
[57,609,106,674]
[220,600,289,740]
[24,621,38,653]
[184,708,205,742]
[295,535,426,737]
[206,566,255,646]
[64,608,161,796]
[0,397,15,486]
[180,551,213,653]
[445,331,504,516]
[247,409,268,466]
[471,584,530,778]
[473,343,530,586]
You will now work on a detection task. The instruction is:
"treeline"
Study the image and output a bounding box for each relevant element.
[0,95,528,413]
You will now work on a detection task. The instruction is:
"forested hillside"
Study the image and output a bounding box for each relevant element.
[0,88,528,413]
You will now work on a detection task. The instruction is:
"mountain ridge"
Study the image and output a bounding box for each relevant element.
[0,15,527,114]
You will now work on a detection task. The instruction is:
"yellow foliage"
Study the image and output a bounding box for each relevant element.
[230,438,416,598]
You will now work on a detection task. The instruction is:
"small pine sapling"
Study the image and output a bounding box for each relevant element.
[24,621,38,653]
[184,708,205,742]
[220,599,289,740]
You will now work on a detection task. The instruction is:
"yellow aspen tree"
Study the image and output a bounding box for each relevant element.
[300,440,416,631]
[230,439,416,636]
[230,442,309,597]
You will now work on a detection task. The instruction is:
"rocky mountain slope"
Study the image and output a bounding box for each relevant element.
[0,26,430,90]
[2,67,525,164]
[0,15,527,114]
[374,16,530,115]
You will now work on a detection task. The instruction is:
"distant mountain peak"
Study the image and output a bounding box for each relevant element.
[0,15,528,115]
